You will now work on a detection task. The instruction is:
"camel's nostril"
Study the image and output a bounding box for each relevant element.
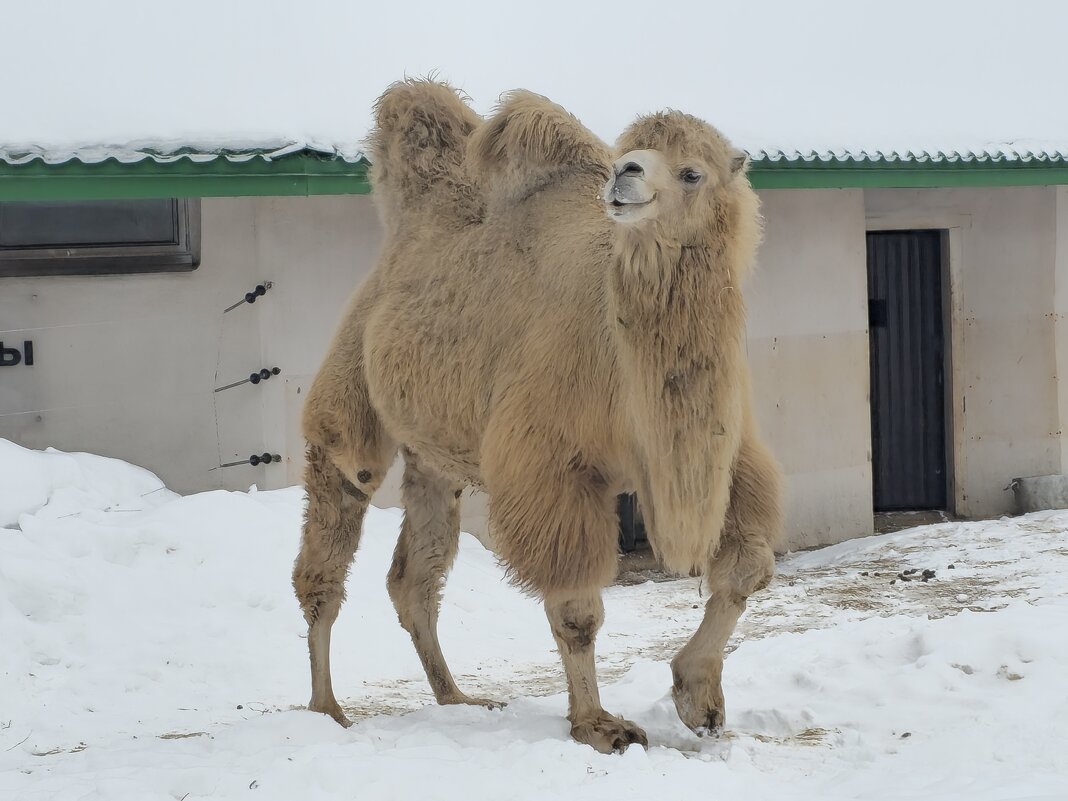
[618,161,644,178]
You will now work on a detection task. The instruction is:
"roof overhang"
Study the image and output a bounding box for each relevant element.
[0,147,370,201]
[749,154,1068,190]
[2,148,1067,201]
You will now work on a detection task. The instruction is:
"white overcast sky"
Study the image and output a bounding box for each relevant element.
[3,0,1066,155]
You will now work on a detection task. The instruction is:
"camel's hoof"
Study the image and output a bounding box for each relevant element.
[673,688,726,736]
[309,700,352,728]
[440,693,507,710]
[693,709,725,738]
[571,713,648,754]
[671,663,726,735]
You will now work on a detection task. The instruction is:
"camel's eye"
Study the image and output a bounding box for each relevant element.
[680,169,702,185]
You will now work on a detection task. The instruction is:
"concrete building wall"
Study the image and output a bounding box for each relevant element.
[1054,187,1068,477]
[3,186,1066,552]
[1,198,265,494]
[865,187,1061,519]
[245,195,385,486]
[0,195,386,497]
[747,189,874,548]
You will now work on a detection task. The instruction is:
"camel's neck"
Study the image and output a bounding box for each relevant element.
[609,233,746,368]
[608,231,748,575]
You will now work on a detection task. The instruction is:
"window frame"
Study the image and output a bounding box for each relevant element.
[0,198,201,277]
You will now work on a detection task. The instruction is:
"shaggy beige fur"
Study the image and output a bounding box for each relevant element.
[293,79,782,753]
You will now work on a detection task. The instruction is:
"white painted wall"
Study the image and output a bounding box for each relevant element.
[3,186,1065,552]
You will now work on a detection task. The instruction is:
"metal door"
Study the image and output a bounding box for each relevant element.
[867,230,948,511]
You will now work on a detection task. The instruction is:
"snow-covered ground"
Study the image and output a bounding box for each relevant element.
[2,439,1067,800]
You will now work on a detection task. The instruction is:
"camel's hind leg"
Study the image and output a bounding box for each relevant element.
[387,450,502,708]
[293,441,393,726]
[671,434,782,733]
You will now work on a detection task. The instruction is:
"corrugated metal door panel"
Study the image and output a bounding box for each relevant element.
[867,230,947,511]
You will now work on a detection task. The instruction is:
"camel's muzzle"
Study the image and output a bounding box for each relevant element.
[603,179,656,221]
[607,176,653,205]
[604,150,659,220]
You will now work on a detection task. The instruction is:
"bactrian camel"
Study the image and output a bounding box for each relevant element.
[293,79,782,754]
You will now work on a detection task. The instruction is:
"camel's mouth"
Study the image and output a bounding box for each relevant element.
[609,196,653,208]
[608,196,651,212]
[603,174,657,221]
[606,194,656,221]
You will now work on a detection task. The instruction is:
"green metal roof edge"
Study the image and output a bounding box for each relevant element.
[0,150,371,200]
[747,157,1068,189]
[3,151,1068,199]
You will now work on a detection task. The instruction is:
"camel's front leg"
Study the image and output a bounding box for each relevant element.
[545,591,648,753]
[671,582,751,733]
[671,434,780,733]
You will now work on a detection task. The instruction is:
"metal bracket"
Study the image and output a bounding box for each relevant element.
[214,367,281,393]
[224,281,273,313]
[217,453,282,469]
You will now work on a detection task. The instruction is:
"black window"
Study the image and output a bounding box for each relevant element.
[0,198,200,276]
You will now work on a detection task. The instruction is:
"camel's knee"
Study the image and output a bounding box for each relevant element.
[385,547,411,623]
[386,534,457,628]
[708,535,775,605]
[386,526,454,593]
[385,537,433,631]
[293,530,351,628]
[293,523,353,624]
[546,595,605,654]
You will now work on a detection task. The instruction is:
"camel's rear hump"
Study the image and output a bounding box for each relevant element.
[368,79,482,222]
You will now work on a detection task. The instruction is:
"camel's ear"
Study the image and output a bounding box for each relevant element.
[730,149,749,176]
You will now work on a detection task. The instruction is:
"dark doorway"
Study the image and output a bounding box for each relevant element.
[867,230,948,512]
[617,493,647,552]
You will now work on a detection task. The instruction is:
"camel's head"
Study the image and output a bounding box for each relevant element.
[602,111,750,244]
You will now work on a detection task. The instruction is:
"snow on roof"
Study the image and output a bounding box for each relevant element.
[4,0,1067,164]
[0,142,364,167]
[6,142,1068,169]
[750,144,1068,164]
